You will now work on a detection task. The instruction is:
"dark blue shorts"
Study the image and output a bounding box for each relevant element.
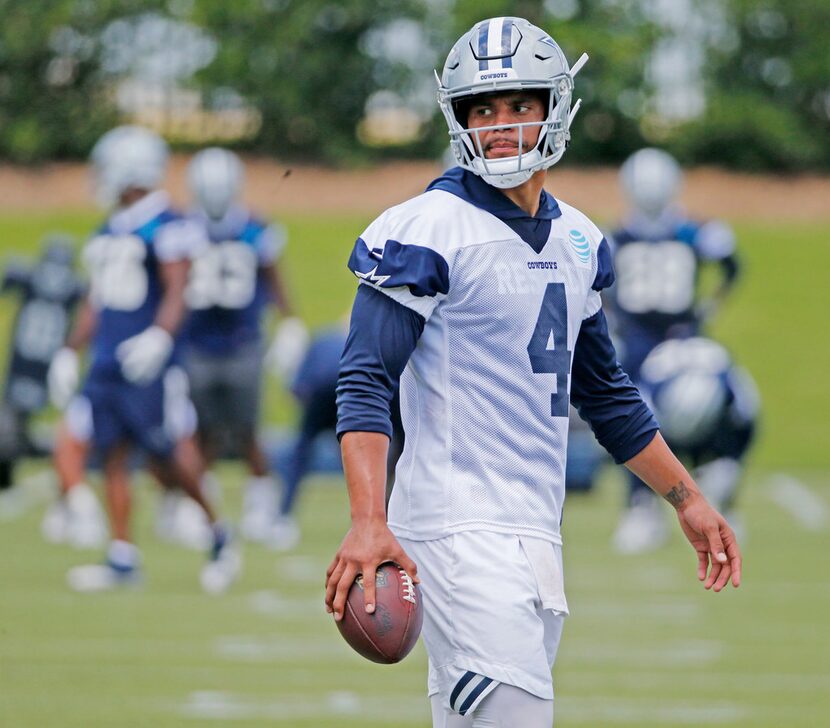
[81,375,174,459]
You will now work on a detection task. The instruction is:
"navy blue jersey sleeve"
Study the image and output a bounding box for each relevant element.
[720,252,740,284]
[570,309,658,463]
[336,285,425,439]
[348,238,450,298]
[2,263,31,293]
[592,237,615,291]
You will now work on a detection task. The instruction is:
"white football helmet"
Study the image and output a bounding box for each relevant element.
[188,147,244,221]
[620,148,682,218]
[438,17,588,189]
[640,337,731,448]
[90,126,169,207]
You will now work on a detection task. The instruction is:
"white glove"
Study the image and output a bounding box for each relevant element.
[266,316,309,382]
[115,326,174,385]
[48,347,79,409]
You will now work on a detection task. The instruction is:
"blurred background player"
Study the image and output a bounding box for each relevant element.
[270,318,405,550]
[45,126,240,592]
[270,324,346,550]
[184,147,307,543]
[0,238,83,494]
[634,336,759,541]
[609,148,742,553]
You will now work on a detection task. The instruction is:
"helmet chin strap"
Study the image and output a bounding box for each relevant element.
[472,151,542,189]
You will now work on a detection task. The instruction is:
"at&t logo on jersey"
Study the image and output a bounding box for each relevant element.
[568,229,591,265]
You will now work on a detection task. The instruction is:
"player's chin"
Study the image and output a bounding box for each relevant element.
[485,148,520,159]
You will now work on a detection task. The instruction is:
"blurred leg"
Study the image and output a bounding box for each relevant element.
[103,443,132,543]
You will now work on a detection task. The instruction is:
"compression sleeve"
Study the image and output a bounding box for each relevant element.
[570,309,659,463]
[336,284,425,439]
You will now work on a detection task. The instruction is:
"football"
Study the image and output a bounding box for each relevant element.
[336,562,423,664]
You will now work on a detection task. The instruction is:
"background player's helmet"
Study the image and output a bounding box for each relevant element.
[90,125,169,207]
[438,17,587,189]
[187,147,244,221]
[640,337,732,448]
[620,148,682,218]
[651,369,727,448]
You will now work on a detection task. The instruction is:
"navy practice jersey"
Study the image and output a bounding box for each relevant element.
[185,205,285,353]
[2,250,83,412]
[83,191,205,379]
[337,168,657,544]
[609,210,738,337]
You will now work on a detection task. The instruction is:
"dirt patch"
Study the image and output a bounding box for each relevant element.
[0,156,828,224]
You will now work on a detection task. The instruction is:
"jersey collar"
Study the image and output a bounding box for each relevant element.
[107,190,171,235]
[191,204,249,242]
[426,166,562,222]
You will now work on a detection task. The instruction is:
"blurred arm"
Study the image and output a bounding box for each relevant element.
[155,259,190,335]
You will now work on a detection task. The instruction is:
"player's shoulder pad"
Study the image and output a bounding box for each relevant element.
[349,190,476,299]
[554,199,614,291]
[694,219,736,259]
[155,212,209,262]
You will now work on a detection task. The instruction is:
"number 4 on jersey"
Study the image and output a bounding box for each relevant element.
[527,282,571,417]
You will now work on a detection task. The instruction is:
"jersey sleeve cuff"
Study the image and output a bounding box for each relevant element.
[602,409,659,464]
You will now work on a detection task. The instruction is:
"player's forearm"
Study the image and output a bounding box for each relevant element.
[340,431,390,525]
[265,262,294,316]
[624,432,704,510]
[155,260,189,335]
[66,299,97,350]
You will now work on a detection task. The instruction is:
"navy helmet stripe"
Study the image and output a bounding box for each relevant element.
[450,671,476,710]
[478,23,489,70]
[459,677,494,716]
[501,18,513,68]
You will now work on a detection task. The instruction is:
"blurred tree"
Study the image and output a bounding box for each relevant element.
[0,0,168,163]
[0,0,828,170]
[676,0,830,170]
[190,0,432,164]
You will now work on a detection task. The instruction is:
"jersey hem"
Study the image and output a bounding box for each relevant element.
[389,521,563,546]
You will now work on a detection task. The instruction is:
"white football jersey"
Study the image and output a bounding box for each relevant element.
[353,184,609,544]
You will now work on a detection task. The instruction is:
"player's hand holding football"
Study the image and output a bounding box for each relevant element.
[325,519,418,621]
[674,493,742,592]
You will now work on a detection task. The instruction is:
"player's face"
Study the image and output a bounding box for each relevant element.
[465,92,546,159]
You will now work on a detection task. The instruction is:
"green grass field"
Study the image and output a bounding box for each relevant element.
[0,210,828,726]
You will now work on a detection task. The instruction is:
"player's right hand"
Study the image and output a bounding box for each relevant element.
[325,520,418,622]
[48,347,79,409]
[266,316,309,382]
[116,325,173,384]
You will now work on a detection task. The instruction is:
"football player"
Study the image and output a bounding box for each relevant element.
[0,238,83,492]
[184,147,306,542]
[325,17,741,727]
[46,126,240,592]
[609,148,742,553]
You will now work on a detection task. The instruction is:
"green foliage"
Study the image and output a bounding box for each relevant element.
[679,0,830,169]
[0,1,829,169]
[188,0,431,164]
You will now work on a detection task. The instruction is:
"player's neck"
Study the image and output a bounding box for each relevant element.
[498,169,546,217]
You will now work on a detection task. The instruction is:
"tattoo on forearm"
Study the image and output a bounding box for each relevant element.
[664,481,691,508]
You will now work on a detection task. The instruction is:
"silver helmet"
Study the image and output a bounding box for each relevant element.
[90,125,169,207]
[437,17,588,189]
[620,148,682,218]
[188,147,244,220]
